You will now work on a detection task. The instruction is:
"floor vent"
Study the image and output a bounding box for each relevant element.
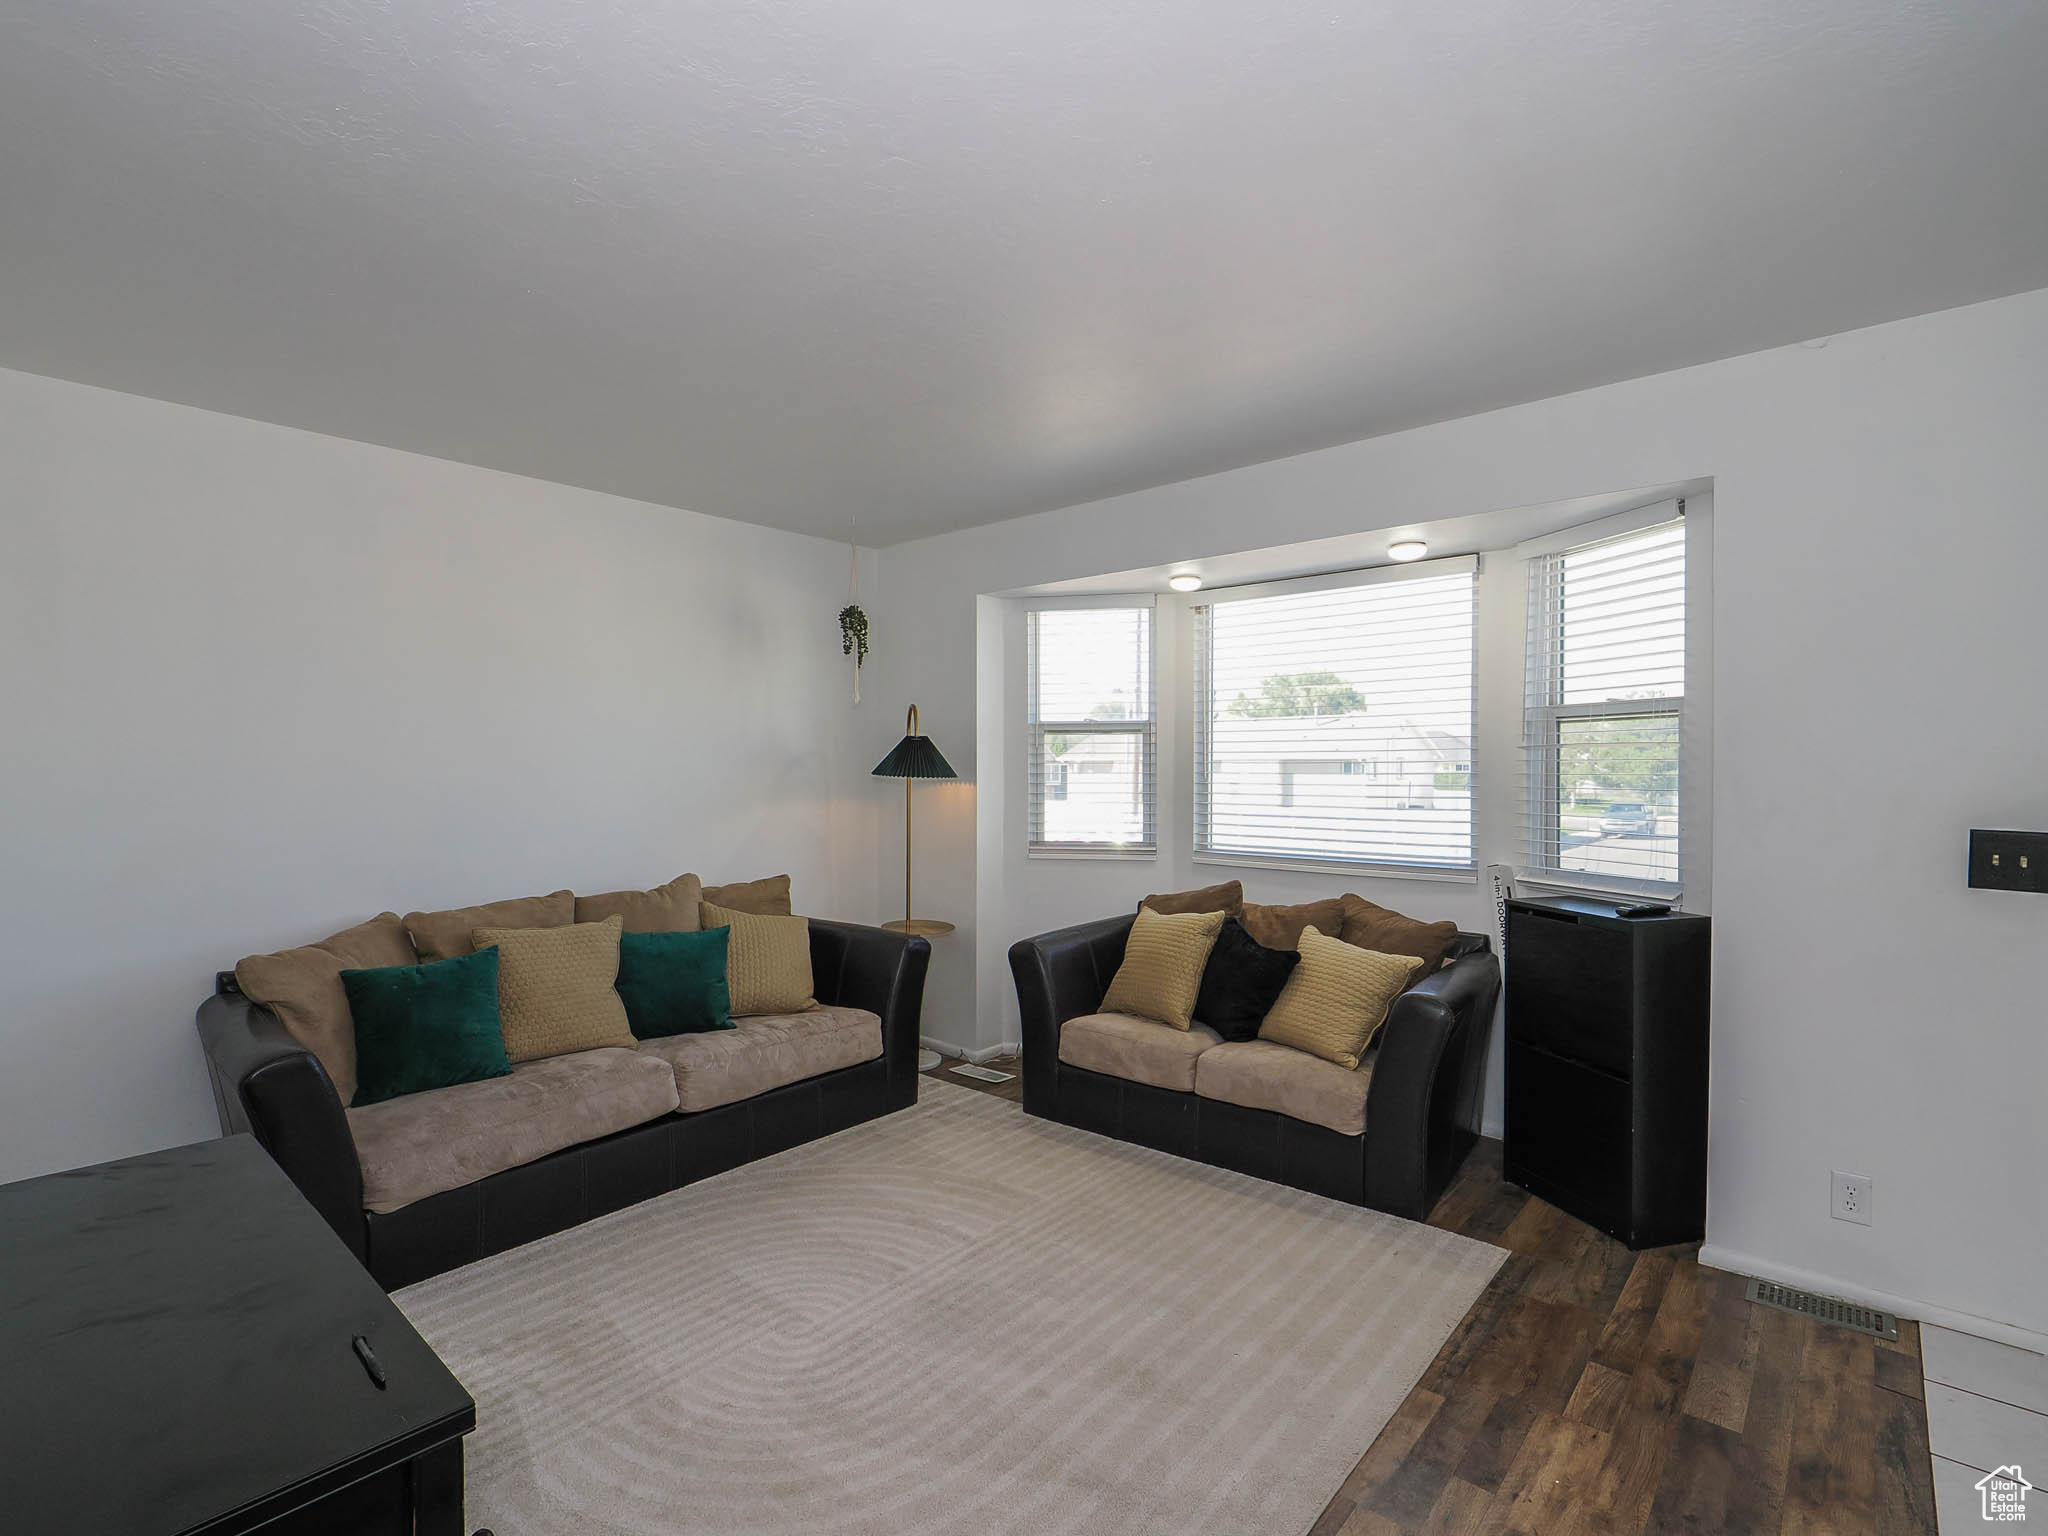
[949,1064,1016,1084]
[1744,1278,1900,1340]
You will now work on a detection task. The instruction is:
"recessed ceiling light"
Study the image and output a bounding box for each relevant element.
[1168,573,1203,593]
[1387,539,1429,562]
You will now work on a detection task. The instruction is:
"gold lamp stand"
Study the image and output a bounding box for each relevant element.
[872,703,957,938]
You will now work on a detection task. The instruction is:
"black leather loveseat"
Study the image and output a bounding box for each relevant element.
[199,919,929,1289]
[1009,914,1498,1219]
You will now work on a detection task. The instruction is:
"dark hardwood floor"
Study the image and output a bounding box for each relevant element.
[926,1056,1937,1535]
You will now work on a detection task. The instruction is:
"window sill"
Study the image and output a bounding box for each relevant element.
[1028,846,1159,861]
[1192,851,1476,885]
[1513,871,1683,904]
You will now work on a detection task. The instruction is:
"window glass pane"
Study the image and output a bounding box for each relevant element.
[1200,571,1475,870]
[1032,609,1152,722]
[1550,712,1680,884]
[1028,605,1155,849]
[1036,730,1147,845]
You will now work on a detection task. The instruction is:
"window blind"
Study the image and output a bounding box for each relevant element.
[1193,561,1476,873]
[1027,605,1156,851]
[1521,514,1686,892]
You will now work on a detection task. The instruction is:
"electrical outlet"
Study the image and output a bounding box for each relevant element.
[1832,1170,1873,1226]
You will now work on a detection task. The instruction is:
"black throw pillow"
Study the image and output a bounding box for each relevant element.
[1192,917,1301,1041]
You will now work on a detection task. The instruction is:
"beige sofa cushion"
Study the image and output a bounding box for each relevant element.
[473,916,634,1063]
[1099,906,1226,1030]
[700,874,792,916]
[234,912,417,1105]
[1258,926,1422,1069]
[638,1006,882,1113]
[347,1047,679,1213]
[575,873,703,933]
[1057,1012,1223,1093]
[1195,1039,1376,1137]
[406,890,575,962]
[700,901,815,1015]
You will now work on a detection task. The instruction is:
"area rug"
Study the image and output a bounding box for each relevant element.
[395,1080,1505,1535]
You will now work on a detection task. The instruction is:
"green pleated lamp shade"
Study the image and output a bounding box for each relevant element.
[871,733,957,780]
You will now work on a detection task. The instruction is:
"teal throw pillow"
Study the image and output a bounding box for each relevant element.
[340,948,510,1107]
[617,927,734,1039]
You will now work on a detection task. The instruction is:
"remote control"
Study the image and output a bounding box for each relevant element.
[1615,902,1671,918]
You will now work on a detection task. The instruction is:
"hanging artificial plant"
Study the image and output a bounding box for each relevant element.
[841,539,868,702]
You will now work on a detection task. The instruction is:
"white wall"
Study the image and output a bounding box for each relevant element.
[0,366,886,1183]
[870,288,2048,1344]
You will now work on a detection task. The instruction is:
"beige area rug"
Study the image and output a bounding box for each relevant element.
[395,1080,1505,1536]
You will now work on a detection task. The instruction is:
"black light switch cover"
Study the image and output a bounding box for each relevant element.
[1968,830,2048,893]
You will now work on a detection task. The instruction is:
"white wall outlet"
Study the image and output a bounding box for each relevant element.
[1832,1169,1873,1226]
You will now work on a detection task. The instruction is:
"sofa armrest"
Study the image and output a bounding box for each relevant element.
[1007,913,1137,1117]
[808,919,931,1110]
[1362,943,1501,1220]
[195,989,366,1260]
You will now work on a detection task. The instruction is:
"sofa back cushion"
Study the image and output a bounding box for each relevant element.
[700,901,815,1015]
[406,890,575,962]
[340,949,511,1106]
[575,873,704,933]
[1099,905,1227,1031]
[700,874,792,917]
[473,915,634,1063]
[1239,897,1347,951]
[1257,926,1422,1069]
[1337,894,1460,978]
[234,912,417,1105]
[1140,880,1244,918]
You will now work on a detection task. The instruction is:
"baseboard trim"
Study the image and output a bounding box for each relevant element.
[920,1036,1021,1065]
[1697,1242,2048,1355]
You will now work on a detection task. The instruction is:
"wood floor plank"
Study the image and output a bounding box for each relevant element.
[1590,1249,1678,1375]
[1779,1323,1879,1535]
[1872,1382,1939,1536]
[1681,1267,1763,1434]
[1643,1413,1739,1534]
[932,1077,1938,1536]
[1564,1361,1635,1434]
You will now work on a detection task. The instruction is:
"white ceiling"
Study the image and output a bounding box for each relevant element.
[3,3,2045,546]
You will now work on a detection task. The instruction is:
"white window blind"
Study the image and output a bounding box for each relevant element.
[1194,561,1476,874]
[1027,605,1156,851]
[1521,513,1686,893]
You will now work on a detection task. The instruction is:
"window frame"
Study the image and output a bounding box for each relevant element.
[1025,598,1158,856]
[1518,506,1687,900]
[1190,555,1480,882]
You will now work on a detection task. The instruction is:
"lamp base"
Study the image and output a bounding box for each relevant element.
[916,1048,943,1073]
[882,918,956,937]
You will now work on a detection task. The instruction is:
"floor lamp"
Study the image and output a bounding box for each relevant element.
[871,704,957,1071]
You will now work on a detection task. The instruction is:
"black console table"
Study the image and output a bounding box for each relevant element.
[0,1135,475,1535]
[1503,896,1711,1249]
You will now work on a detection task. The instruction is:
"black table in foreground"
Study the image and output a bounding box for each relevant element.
[0,1135,475,1535]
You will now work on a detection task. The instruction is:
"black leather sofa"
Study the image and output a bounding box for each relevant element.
[1009,914,1498,1220]
[198,920,930,1289]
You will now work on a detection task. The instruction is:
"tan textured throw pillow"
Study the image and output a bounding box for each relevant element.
[1258,926,1423,1069]
[1099,906,1227,1031]
[1240,897,1348,951]
[471,916,633,1063]
[700,900,814,1015]
[407,890,575,962]
[235,912,417,1105]
[700,874,793,917]
[575,873,703,933]
[1141,880,1244,918]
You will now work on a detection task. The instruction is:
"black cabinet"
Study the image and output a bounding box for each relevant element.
[1503,896,1710,1249]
